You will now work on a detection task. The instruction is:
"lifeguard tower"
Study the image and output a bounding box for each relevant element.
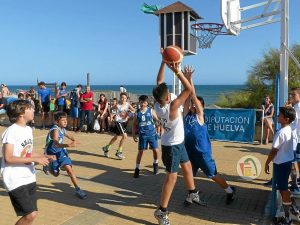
[154,1,202,56]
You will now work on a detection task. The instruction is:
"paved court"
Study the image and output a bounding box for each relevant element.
[0,126,273,225]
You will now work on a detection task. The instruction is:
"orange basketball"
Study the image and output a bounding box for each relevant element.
[162,45,183,64]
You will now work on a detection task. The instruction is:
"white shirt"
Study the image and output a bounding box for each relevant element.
[154,97,184,146]
[1,124,36,191]
[115,102,130,123]
[272,125,294,164]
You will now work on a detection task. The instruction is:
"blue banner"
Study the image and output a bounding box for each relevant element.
[204,109,256,143]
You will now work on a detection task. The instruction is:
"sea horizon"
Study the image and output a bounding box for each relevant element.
[6,84,246,106]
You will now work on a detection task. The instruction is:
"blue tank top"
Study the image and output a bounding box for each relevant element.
[46,125,66,154]
[184,112,212,154]
[57,89,67,106]
[136,107,156,136]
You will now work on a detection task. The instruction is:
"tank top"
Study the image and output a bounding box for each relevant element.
[154,102,184,146]
[184,112,212,154]
[115,102,130,123]
[46,125,66,154]
[137,107,156,136]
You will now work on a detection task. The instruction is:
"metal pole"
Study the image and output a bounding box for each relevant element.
[279,0,289,106]
[87,73,90,86]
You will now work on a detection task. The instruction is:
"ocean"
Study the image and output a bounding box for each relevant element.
[7,84,245,106]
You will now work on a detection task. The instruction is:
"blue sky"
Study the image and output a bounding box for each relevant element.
[0,0,299,86]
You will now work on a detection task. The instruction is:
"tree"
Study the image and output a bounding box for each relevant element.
[216,44,300,108]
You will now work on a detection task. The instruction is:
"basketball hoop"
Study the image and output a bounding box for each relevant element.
[191,23,229,49]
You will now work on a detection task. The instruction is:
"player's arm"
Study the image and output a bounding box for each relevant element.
[128,104,136,113]
[65,132,77,147]
[3,143,49,166]
[264,147,278,174]
[52,129,74,148]
[132,115,138,142]
[168,63,192,120]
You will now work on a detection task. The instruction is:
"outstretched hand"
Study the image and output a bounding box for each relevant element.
[183,65,195,80]
[166,62,181,74]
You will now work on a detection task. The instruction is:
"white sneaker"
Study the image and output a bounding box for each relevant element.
[184,191,207,206]
[154,209,170,225]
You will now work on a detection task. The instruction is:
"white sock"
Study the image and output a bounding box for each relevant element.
[153,159,158,164]
[225,186,233,194]
[136,164,140,169]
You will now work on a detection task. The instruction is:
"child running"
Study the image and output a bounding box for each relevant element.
[132,95,160,178]
[102,92,135,159]
[1,100,49,225]
[183,66,236,205]
[265,106,300,225]
[153,61,206,225]
[44,111,87,199]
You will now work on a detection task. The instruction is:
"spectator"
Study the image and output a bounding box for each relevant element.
[262,95,274,144]
[78,86,94,132]
[1,84,10,97]
[56,82,68,112]
[97,94,109,132]
[28,86,37,100]
[70,84,82,131]
[38,81,51,129]
[0,93,6,115]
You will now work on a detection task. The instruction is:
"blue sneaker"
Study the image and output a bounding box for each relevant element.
[43,165,49,175]
[75,187,87,199]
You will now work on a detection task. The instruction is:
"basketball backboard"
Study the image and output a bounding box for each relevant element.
[221,0,241,36]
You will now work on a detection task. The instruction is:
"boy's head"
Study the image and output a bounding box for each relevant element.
[38,81,46,88]
[290,87,300,104]
[76,84,82,91]
[152,82,169,105]
[191,96,205,110]
[112,97,118,105]
[18,93,25,100]
[139,95,148,108]
[61,82,66,89]
[120,92,127,103]
[278,106,296,125]
[54,111,68,127]
[6,100,34,123]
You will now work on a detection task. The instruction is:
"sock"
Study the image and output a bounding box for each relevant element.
[225,186,233,194]
[159,205,167,212]
[153,159,158,164]
[107,144,112,150]
[117,147,123,153]
[136,164,140,169]
[189,189,197,194]
[282,202,292,218]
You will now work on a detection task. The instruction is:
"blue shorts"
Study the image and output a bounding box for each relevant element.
[295,143,300,162]
[47,148,72,173]
[162,142,190,173]
[138,134,158,150]
[274,161,292,191]
[70,107,80,118]
[189,152,217,178]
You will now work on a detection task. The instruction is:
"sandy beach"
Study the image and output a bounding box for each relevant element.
[0,125,273,225]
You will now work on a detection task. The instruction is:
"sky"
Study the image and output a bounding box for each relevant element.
[0,0,299,86]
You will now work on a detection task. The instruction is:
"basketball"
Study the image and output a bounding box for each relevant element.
[162,45,183,64]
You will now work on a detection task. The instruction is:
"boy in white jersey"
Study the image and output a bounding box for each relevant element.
[102,92,135,159]
[153,61,205,225]
[1,100,49,225]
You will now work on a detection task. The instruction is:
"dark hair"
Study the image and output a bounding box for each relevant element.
[100,93,105,98]
[120,92,127,98]
[139,95,148,102]
[152,82,168,104]
[38,81,45,86]
[61,82,66,86]
[113,98,117,101]
[197,96,205,108]
[54,111,67,121]
[77,84,82,88]
[6,100,33,123]
[18,93,25,99]
[279,106,296,123]
[291,87,300,94]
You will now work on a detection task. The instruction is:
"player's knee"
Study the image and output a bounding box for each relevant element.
[25,211,37,222]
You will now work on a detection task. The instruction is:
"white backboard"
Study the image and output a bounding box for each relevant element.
[221,0,241,35]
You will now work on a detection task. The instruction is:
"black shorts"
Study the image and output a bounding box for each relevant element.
[42,102,50,113]
[112,122,127,135]
[8,182,38,216]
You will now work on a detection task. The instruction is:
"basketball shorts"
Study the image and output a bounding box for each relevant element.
[42,102,50,113]
[47,148,72,173]
[70,107,80,118]
[138,134,158,150]
[112,122,127,135]
[162,142,190,173]
[189,152,218,178]
[274,161,292,191]
[8,182,37,216]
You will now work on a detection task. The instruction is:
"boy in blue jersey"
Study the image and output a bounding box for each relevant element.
[183,67,236,205]
[132,95,160,178]
[38,81,51,129]
[43,111,87,199]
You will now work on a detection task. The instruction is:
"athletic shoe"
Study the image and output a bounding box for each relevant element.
[280,217,292,225]
[133,168,140,178]
[42,165,49,175]
[75,187,87,199]
[115,151,125,159]
[102,146,109,158]
[184,191,207,206]
[226,186,236,205]
[154,208,170,225]
[290,205,300,222]
[153,163,159,175]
